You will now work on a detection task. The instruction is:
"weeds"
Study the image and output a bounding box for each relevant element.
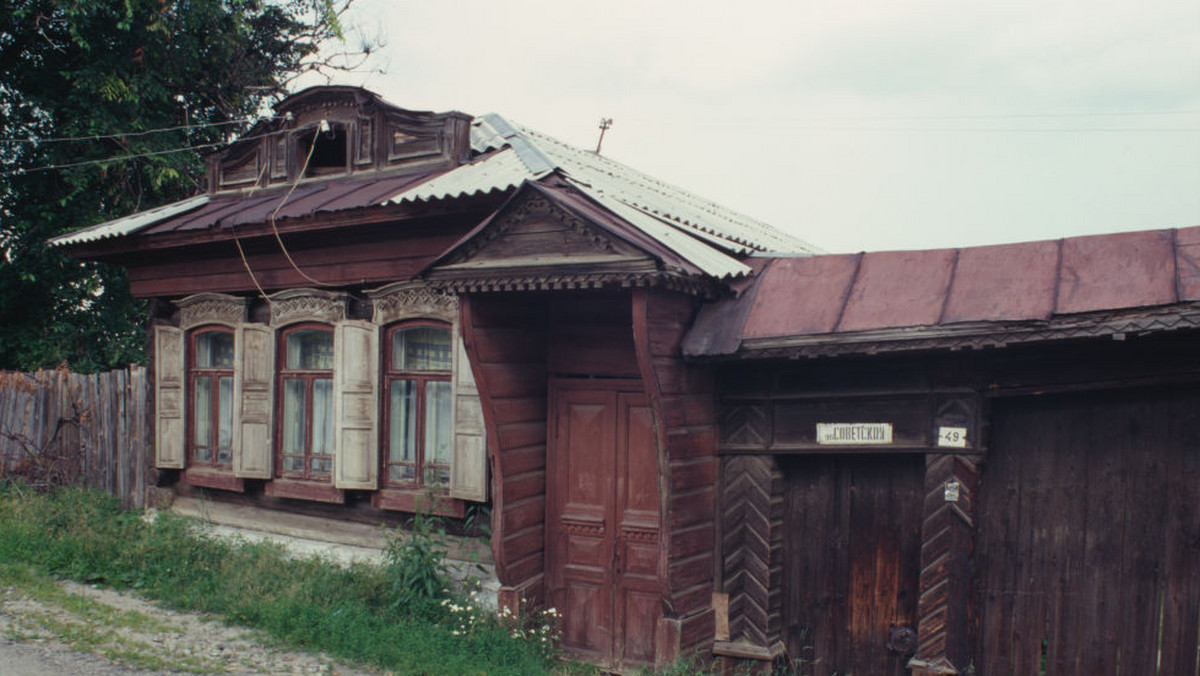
[0,484,560,675]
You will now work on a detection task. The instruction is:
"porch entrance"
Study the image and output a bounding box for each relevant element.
[546,379,661,668]
[781,453,924,676]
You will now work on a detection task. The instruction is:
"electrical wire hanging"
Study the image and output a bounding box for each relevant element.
[267,127,333,288]
[0,115,272,145]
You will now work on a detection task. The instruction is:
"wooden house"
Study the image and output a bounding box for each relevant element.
[53,86,1200,675]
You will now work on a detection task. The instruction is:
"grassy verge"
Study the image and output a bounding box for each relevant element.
[0,484,570,676]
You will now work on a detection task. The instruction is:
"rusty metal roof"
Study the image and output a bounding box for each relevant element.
[686,227,1200,358]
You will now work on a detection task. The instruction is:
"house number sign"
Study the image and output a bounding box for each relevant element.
[816,422,894,445]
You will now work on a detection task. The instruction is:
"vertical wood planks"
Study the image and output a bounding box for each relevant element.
[0,367,149,507]
[977,387,1200,676]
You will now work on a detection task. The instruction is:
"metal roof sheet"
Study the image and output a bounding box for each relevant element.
[688,225,1200,357]
[573,184,751,280]
[387,148,538,204]
[49,195,209,246]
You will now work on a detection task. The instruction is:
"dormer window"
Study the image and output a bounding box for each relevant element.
[299,122,348,177]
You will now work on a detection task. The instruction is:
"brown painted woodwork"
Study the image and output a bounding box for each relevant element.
[782,453,924,676]
[910,454,978,676]
[719,455,784,652]
[262,478,345,503]
[124,224,469,297]
[459,294,550,594]
[547,295,640,378]
[720,391,983,454]
[632,289,718,660]
[974,386,1200,676]
[546,379,661,668]
[180,468,245,493]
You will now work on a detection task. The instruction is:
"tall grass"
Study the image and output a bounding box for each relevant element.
[0,484,557,675]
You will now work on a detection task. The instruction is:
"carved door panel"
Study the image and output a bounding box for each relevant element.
[548,381,661,668]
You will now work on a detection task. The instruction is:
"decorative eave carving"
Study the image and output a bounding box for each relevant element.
[267,288,348,327]
[427,270,715,297]
[175,293,248,329]
[367,281,458,324]
[730,302,1200,360]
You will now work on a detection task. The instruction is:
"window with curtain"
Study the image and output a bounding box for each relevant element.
[189,328,235,469]
[277,325,335,480]
[384,323,452,488]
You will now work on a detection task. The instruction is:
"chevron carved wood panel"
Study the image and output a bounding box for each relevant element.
[910,453,979,676]
[722,454,783,648]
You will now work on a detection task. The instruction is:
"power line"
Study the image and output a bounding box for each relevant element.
[0,115,274,145]
[0,129,283,178]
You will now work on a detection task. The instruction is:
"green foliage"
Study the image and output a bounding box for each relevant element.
[0,484,560,675]
[384,508,454,616]
[0,0,361,372]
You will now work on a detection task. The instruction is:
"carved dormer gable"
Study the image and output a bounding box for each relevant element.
[425,184,682,292]
[441,192,654,271]
[209,87,472,193]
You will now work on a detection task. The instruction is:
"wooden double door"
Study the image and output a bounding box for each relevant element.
[546,379,662,668]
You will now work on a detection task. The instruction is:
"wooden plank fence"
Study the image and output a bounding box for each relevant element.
[0,367,148,507]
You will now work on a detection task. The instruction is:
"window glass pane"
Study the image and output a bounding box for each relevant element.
[283,378,306,455]
[218,376,234,451]
[286,329,333,370]
[393,327,451,371]
[389,380,417,464]
[313,378,334,459]
[425,381,452,467]
[195,331,234,369]
[389,464,416,483]
[193,376,212,449]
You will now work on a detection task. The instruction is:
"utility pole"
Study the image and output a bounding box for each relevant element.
[595,117,613,154]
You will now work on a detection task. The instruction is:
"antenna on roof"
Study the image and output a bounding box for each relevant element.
[595,118,613,154]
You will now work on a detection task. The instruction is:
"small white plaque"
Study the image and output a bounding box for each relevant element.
[937,426,968,448]
[944,480,961,502]
[816,422,893,445]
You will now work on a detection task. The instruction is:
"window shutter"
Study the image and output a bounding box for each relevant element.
[154,325,185,469]
[450,334,487,501]
[334,321,379,489]
[233,324,274,479]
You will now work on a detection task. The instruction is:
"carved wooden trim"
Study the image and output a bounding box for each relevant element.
[367,281,457,324]
[910,453,980,676]
[721,454,784,650]
[175,293,248,329]
[267,288,348,327]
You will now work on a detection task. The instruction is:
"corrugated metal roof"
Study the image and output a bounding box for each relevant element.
[686,226,1200,357]
[574,184,751,280]
[49,195,209,246]
[387,114,818,269]
[515,123,818,256]
[387,148,538,204]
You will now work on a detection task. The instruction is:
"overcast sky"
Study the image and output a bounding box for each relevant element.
[311,0,1200,254]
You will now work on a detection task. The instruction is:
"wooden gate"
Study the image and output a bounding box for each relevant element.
[975,386,1200,675]
[782,453,924,676]
[546,379,662,668]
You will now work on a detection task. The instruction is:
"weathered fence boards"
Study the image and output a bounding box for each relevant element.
[0,367,148,507]
[975,386,1200,676]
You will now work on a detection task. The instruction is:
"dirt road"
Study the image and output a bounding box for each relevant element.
[0,578,379,676]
